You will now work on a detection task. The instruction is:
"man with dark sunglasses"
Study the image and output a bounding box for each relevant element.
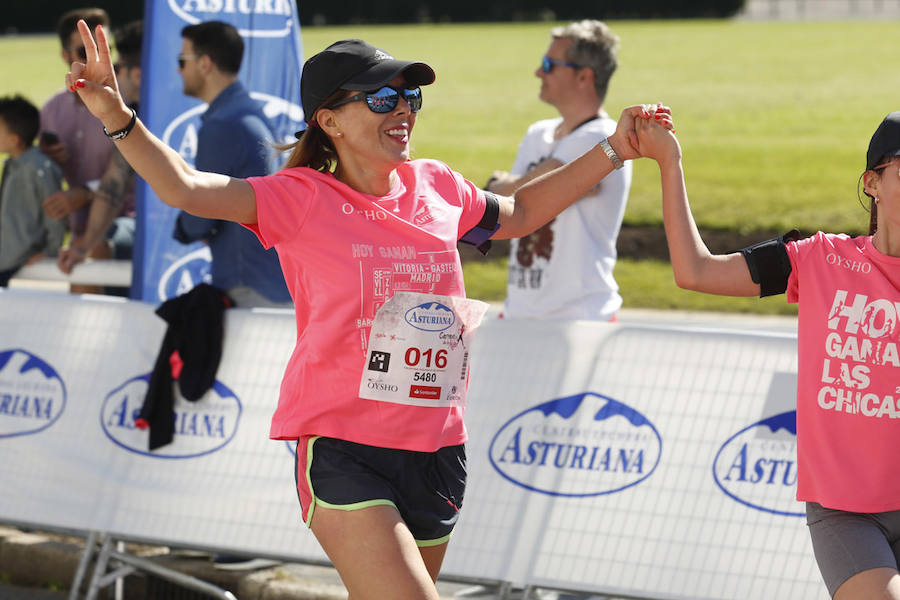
[172,20,290,313]
[486,20,632,322]
[39,7,115,246]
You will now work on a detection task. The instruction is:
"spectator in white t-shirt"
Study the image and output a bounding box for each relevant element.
[487,20,632,321]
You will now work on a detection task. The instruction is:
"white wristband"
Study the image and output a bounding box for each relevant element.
[599,137,623,170]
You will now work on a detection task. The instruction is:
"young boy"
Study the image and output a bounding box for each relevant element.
[0,95,65,286]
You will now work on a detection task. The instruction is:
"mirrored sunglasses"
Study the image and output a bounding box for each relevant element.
[327,86,423,114]
[540,56,583,74]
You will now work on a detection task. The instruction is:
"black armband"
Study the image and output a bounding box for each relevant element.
[459,191,501,255]
[740,229,801,297]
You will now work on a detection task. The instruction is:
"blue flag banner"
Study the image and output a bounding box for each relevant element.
[133,0,304,302]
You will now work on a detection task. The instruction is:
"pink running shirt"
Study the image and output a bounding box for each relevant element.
[245,159,487,452]
[786,232,900,512]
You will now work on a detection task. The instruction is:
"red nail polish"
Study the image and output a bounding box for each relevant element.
[69,85,75,92]
[75,80,85,88]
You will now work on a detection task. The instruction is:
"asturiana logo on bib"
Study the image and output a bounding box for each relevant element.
[0,349,66,439]
[404,302,455,332]
[100,374,242,458]
[489,392,662,497]
[168,0,295,37]
[712,410,802,517]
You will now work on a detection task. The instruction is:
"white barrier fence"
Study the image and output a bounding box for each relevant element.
[0,289,827,599]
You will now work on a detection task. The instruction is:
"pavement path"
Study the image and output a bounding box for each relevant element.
[0,582,68,600]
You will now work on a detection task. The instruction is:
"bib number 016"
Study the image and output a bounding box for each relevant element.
[404,347,448,369]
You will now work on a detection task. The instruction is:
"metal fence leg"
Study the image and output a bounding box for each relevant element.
[68,530,98,600]
[106,549,238,600]
[75,532,238,600]
[85,536,114,600]
[115,540,125,600]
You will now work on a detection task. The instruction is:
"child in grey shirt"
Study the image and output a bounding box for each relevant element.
[0,95,64,286]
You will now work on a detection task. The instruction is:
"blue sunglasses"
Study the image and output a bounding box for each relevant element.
[327,86,423,114]
[541,56,584,74]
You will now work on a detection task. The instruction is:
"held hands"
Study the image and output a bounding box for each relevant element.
[608,104,675,162]
[634,111,682,168]
[66,20,129,129]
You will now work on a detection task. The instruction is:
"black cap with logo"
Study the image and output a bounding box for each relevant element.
[866,111,900,171]
[300,39,435,124]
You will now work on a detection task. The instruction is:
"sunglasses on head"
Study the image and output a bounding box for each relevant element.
[327,86,423,114]
[540,56,583,74]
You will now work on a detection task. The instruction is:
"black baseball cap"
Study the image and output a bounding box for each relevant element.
[300,39,435,124]
[866,111,900,171]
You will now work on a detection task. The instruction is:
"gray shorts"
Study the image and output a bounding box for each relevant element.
[806,502,900,597]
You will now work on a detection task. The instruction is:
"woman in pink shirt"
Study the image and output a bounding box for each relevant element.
[67,19,671,598]
[637,113,900,599]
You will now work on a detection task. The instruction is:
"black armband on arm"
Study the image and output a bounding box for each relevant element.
[740,229,801,297]
[459,191,501,255]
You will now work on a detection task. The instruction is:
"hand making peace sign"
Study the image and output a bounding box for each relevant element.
[66,19,131,132]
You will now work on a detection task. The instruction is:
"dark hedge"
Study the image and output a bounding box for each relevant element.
[4,1,744,34]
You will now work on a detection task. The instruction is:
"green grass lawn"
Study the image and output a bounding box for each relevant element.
[4,20,897,315]
[463,254,798,315]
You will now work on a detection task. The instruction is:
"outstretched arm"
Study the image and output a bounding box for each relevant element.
[635,118,759,297]
[492,104,668,239]
[66,20,257,224]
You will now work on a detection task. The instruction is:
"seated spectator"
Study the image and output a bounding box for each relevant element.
[39,7,115,239]
[57,20,143,284]
[0,95,65,286]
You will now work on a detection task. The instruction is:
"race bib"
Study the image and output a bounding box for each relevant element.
[359,292,488,407]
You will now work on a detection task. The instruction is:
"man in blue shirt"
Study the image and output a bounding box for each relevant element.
[175,20,290,308]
